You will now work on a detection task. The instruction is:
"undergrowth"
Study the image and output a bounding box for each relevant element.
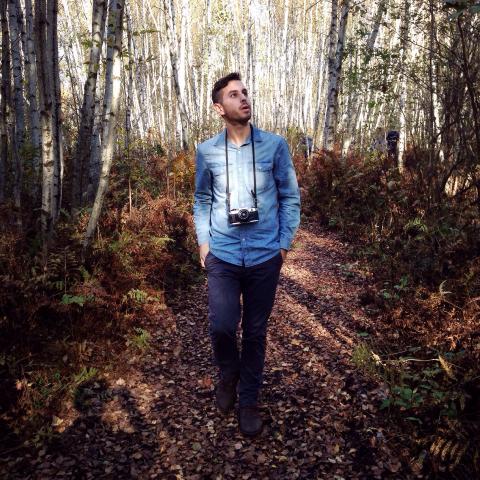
[0,147,198,454]
[297,147,480,478]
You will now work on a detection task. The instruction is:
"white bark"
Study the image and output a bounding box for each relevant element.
[0,0,10,204]
[72,0,107,209]
[24,0,41,173]
[366,0,387,57]
[276,0,289,130]
[7,0,25,150]
[49,0,63,216]
[60,0,86,107]
[35,0,56,237]
[313,21,328,148]
[323,0,350,151]
[84,0,124,246]
[163,0,189,150]
[398,1,411,172]
[343,0,387,154]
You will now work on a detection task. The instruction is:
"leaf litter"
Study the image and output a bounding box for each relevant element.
[2,225,419,479]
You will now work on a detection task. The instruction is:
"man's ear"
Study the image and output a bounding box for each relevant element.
[213,102,224,116]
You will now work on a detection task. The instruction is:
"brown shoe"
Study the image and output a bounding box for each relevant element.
[238,405,263,437]
[215,376,238,414]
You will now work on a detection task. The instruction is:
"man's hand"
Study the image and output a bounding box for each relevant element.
[199,243,210,268]
[280,249,288,262]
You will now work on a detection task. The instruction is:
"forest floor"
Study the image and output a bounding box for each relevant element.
[3,225,419,479]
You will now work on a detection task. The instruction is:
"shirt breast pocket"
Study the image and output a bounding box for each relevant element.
[210,163,226,192]
[255,161,274,193]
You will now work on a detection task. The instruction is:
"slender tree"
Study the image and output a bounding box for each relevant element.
[163,0,189,150]
[49,0,63,214]
[84,0,125,247]
[24,0,41,175]
[397,0,411,171]
[0,0,10,204]
[7,0,25,150]
[71,0,107,211]
[7,0,25,216]
[35,0,61,239]
[323,0,350,150]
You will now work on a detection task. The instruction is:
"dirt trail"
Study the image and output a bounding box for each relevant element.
[4,226,415,479]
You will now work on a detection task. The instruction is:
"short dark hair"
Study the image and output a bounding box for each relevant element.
[211,72,241,104]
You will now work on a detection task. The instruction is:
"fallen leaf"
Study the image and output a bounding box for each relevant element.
[257,453,267,463]
[51,416,63,427]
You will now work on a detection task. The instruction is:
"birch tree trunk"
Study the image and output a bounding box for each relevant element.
[321,0,338,150]
[163,0,189,150]
[7,0,25,214]
[84,0,124,247]
[7,0,25,150]
[125,6,133,211]
[277,0,289,130]
[398,0,411,172]
[24,0,41,174]
[88,96,102,201]
[342,0,387,154]
[71,0,107,211]
[49,0,63,215]
[34,0,58,239]
[60,0,85,117]
[323,0,349,151]
[313,26,328,148]
[246,1,255,122]
[366,0,387,60]
[0,0,10,204]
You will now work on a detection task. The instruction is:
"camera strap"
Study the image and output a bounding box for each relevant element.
[224,124,258,213]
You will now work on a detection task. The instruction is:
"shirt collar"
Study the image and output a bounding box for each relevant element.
[214,124,264,147]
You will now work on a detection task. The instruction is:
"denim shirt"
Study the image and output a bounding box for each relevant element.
[193,125,301,267]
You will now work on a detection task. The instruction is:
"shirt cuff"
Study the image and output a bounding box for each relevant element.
[280,237,292,251]
[197,235,210,246]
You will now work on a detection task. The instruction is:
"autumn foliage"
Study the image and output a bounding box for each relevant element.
[296,147,480,476]
[0,149,198,451]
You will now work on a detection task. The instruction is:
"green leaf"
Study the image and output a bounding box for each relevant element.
[433,390,446,401]
[61,294,86,307]
[405,416,423,425]
[380,398,391,409]
[357,332,370,337]
[399,387,413,399]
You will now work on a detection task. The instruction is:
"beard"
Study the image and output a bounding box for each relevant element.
[223,108,251,125]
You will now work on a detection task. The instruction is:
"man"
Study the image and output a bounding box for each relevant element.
[386,130,400,162]
[193,72,300,437]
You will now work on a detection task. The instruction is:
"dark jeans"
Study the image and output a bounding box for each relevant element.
[205,251,283,407]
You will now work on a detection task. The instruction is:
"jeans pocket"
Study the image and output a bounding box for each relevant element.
[274,250,283,266]
[204,251,213,267]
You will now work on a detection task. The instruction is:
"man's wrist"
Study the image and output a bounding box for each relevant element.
[197,236,210,246]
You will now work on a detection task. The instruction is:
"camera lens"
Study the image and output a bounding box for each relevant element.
[238,209,249,221]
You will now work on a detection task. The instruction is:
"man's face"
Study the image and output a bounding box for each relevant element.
[214,80,251,124]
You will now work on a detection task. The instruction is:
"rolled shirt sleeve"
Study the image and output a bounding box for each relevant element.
[273,138,301,251]
[193,147,213,246]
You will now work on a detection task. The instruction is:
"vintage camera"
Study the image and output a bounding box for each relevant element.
[228,207,259,226]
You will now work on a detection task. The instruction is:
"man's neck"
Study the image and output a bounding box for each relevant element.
[225,122,251,147]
